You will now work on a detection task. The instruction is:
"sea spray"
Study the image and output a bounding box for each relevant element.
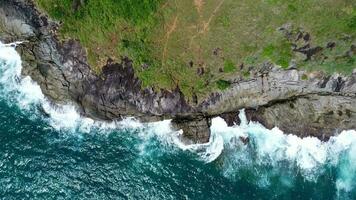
[0,41,223,160]
[0,41,137,133]
[1,41,356,198]
[204,112,356,197]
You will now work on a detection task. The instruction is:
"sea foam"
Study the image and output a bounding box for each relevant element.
[1,41,356,195]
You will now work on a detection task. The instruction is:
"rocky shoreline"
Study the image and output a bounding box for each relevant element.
[1,0,355,143]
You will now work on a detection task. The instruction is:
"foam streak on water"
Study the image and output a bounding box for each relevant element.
[1,41,356,198]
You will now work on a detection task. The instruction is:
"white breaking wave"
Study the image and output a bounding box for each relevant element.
[208,113,356,190]
[0,41,133,133]
[1,41,356,195]
[0,41,25,48]
[0,41,94,131]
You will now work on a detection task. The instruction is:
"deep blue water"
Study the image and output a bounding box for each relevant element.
[0,42,356,199]
[0,99,349,200]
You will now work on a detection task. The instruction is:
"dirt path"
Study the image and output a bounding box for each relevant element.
[194,0,204,14]
[162,16,178,64]
[201,0,225,34]
[189,0,225,49]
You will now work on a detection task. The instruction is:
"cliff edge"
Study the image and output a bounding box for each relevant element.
[1,0,355,143]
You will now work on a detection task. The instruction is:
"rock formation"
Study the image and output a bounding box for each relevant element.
[1,0,355,143]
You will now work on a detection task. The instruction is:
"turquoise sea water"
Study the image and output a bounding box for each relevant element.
[0,42,356,199]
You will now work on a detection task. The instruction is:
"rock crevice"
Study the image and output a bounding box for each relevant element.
[1,0,355,143]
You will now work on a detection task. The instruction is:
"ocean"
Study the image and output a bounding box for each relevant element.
[0,42,356,199]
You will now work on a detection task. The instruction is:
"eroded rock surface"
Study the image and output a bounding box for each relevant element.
[201,69,356,140]
[1,0,355,143]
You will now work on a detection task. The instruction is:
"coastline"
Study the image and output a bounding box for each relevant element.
[1,0,355,143]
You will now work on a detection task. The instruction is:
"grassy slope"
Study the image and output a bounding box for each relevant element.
[35,0,355,102]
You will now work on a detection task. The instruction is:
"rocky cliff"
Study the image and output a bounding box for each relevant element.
[1,0,355,143]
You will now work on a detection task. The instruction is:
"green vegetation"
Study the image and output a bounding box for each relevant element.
[35,0,162,72]
[223,59,236,73]
[35,0,355,102]
[262,39,293,68]
[301,74,308,80]
[242,70,250,78]
[216,80,231,90]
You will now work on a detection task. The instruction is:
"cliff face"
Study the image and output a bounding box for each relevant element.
[203,69,356,140]
[1,0,355,143]
[0,0,210,143]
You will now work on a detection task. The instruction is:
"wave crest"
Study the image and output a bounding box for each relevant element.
[1,41,356,196]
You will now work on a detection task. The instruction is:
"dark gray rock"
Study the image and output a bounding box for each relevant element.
[1,0,356,144]
[200,69,356,141]
[171,117,211,144]
[0,0,205,143]
[219,112,241,126]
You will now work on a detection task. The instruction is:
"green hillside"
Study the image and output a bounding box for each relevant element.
[35,0,355,102]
